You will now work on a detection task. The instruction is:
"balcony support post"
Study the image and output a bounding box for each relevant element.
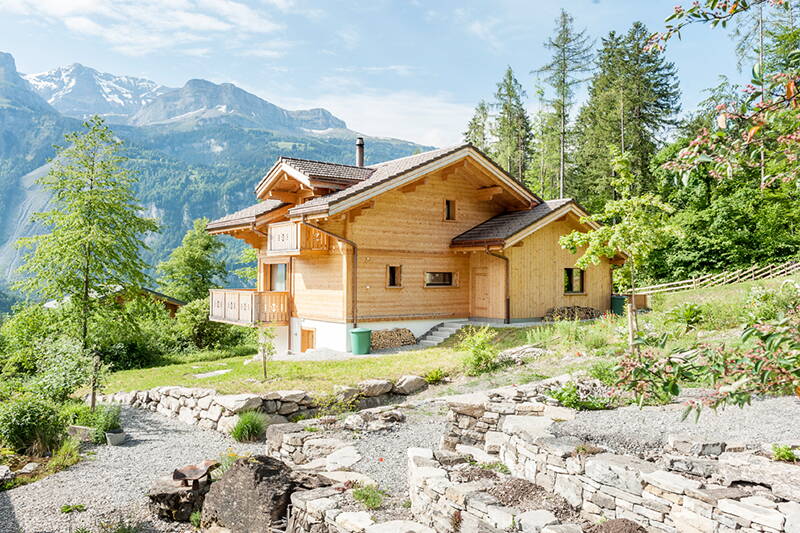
[300,216,358,328]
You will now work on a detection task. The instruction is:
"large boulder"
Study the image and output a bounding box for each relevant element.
[213,394,262,414]
[148,476,210,522]
[202,455,294,533]
[393,375,427,395]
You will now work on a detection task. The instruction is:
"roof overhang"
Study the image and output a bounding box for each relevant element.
[503,202,599,249]
[255,161,315,200]
[288,146,538,220]
[206,203,290,234]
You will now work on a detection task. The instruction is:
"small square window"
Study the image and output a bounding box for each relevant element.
[425,272,454,287]
[387,265,402,288]
[444,199,456,221]
[564,268,585,294]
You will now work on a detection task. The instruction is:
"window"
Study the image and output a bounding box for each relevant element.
[564,268,585,294]
[270,263,287,291]
[387,265,402,288]
[425,271,454,287]
[444,199,456,221]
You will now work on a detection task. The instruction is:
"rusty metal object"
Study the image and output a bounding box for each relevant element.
[173,460,219,488]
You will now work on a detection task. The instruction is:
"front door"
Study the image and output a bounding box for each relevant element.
[300,328,315,352]
[471,266,489,318]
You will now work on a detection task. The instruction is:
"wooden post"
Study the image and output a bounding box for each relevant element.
[626,302,637,353]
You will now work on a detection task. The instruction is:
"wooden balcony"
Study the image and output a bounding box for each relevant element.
[267,221,329,255]
[209,289,290,326]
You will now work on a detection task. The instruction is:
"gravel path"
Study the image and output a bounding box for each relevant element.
[347,403,448,496]
[553,395,800,456]
[0,408,262,533]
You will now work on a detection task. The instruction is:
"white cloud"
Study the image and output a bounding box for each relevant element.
[336,27,359,50]
[278,89,472,147]
[467,18,501,50]
[0,0,283,55]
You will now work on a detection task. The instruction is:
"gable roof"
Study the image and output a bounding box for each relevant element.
[280,157,375,183]
[206,199,286,231]
[451,198,577,247]
[288,144,538,217]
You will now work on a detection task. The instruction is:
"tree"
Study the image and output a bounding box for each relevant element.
[572,23,681,212]
[464,100,492,153]
[157,217,227,302]
[15,116,158,408]
[559,148,677,348]
[537,9,594,197]
[235,247,259,285]
[492,67,532,179]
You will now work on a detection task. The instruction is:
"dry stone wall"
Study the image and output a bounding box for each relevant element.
[95,375,426,434]
[436,383,800,533]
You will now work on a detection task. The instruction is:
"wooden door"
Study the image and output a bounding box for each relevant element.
[300,328,315,352]
[471,267,489,317]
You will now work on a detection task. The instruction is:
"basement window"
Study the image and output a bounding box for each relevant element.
[425,272,454,287]
[387,265,402,288]
[444,199,456,221]
[564,268,585,294]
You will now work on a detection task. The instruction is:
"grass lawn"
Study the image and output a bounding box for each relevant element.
[105,345,467,394]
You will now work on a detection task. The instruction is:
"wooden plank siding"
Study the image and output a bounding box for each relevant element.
[506,214,613,319]
[468,252,506,320]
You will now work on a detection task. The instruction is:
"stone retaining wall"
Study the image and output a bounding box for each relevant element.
[286,487,434,533]
[437,385,800,533]
[96,375,426,434]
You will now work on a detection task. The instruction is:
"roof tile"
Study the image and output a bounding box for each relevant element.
[451,199,574,245]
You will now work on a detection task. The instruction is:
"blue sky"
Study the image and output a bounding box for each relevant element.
[0,0,744,146]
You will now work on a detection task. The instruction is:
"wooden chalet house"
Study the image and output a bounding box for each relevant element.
[207,139,616,355]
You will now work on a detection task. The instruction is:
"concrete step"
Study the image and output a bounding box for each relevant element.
[437,327,460,334]
[420,339,440,347]
[428,334,449,341]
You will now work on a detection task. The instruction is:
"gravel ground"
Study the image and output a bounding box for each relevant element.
[553,395,800,456]
[347,404,448,496]
[0,408,262,533]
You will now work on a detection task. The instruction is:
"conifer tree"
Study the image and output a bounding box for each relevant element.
[15,116,158,407]
[492,67,532,180]
[537,9,594,198]
[464,100,491,153]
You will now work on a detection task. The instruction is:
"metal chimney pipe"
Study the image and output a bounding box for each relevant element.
[356,137,365,167]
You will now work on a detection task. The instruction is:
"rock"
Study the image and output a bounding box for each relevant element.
[497,345,550,366]
[447,392,489,418]
[518,509,558,532]
[148,475,210,522]
[585,454,656,496]
[718,451,800,501]
[217,415,238,434]
[342,407,406,431]
[778,501,800,533]
[276,390,307,403]
[321,471,378,487]
[17,462,39,475]
[201,455,294,532]
[500,415,553,440]
[641,470,702,495]
[667,434,726,456]
[553,473,582,508]
[303,438,348,459]
[0,465,13,483]
[542,526,583,533]
[178,406,198,425]
[325,446,362,471]
[67,424,95,442]
[718,498,785,530]
[267,422,304,449]
[393,375,427,395]
[213,394,262,414]
[357,379,393,397]
[365,520,433,533]
[335,511,375,531]
[334,385,361,401]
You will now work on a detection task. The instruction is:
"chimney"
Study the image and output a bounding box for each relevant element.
[356,137,365,167]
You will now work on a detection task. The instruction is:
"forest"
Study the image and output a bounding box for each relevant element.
[465,4,800,285]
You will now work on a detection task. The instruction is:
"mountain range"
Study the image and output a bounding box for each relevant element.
[0,52,429,281]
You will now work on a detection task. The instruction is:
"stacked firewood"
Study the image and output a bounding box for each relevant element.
[370,328,417,350]
[542,305,602,322]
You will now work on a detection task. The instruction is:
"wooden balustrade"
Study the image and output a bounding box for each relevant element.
[209,289,290,325]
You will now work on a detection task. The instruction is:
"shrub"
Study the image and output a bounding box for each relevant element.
[230,411,267,442]
[90,405,122,444]
[582,329,610,350]
[746,282,800,324]
[587,360,619,386]
[524,325,557,347]
[549,382,613,411]
[477,461,510,474]
[190,511,202,528]
[26,337,93,402]
[460,326,500,376]
[0,394,65,454]
[59,401,93,425]
[48,437,81,472]
[352,483,384,509]
[423,368,447,385]
[772,444,798,463]
[174,298,253,349]
[0,304,60,376]
[666,303,705,330]
[313,393,359,417]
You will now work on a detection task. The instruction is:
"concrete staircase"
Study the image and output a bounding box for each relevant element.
[418,322,466,347]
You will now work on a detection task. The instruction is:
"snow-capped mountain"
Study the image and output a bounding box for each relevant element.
[24,63,172,123]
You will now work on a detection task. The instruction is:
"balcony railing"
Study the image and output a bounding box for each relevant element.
[209,289,290,326]
[267,221,329,255]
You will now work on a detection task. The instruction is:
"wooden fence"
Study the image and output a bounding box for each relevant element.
[633,259,800,297]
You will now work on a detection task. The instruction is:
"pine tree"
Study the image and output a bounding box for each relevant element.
[157,217,227,302]
[464,100,491,153]
[537,9,594,198]
[526,81,561,199]
[572,23,681,211]
[15,116,158,407]
[492,67,532,180]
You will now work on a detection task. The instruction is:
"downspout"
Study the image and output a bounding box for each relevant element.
[486,247,510,325]
[301,216,359,328]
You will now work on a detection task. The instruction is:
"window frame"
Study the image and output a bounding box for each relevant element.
[443,199,457,221]
[424,271,457,288]
[563,268,586,295]
[268,262,288,292]
[386,265,402,289]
